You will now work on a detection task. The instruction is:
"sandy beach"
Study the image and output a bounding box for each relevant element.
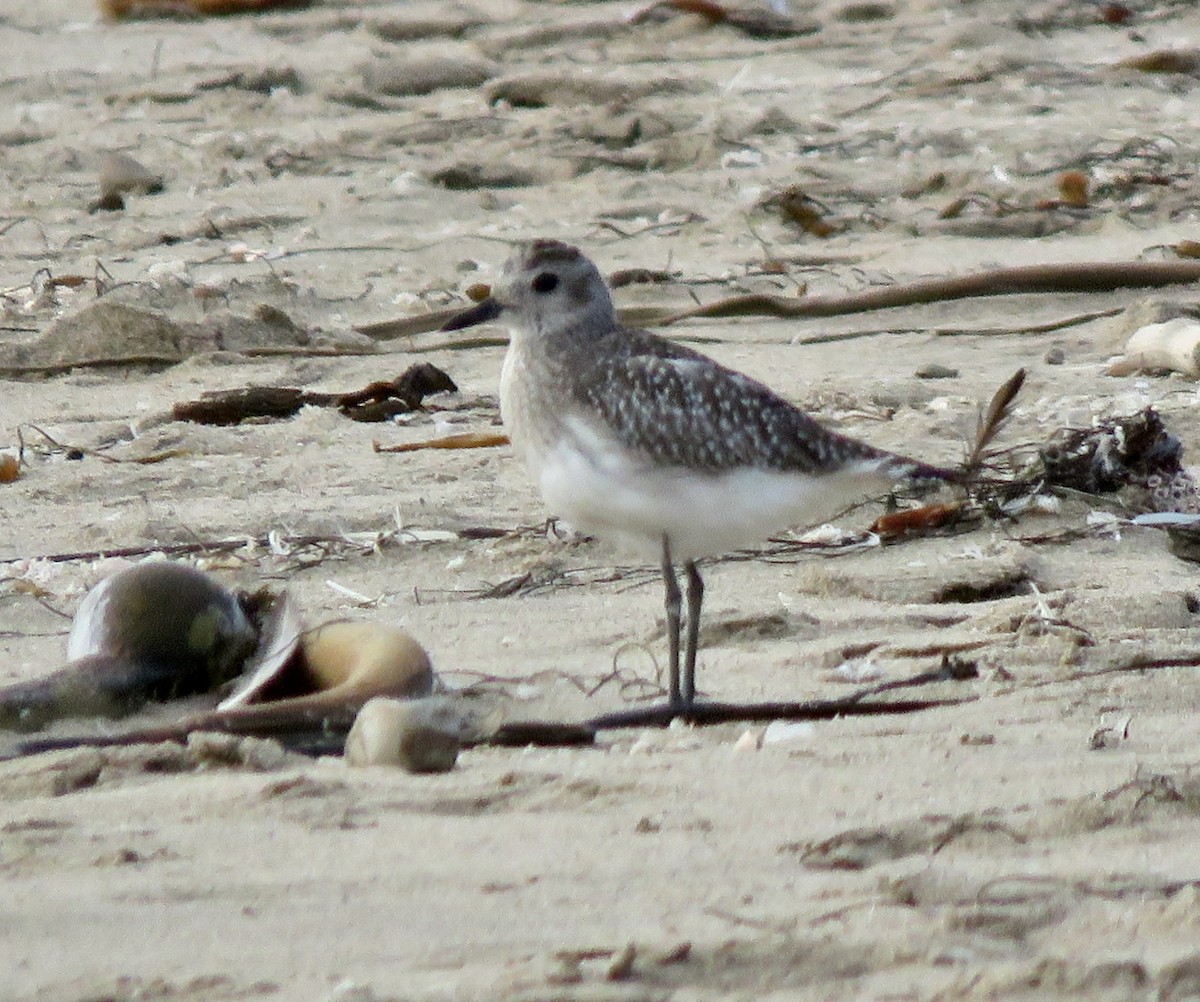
[6,1,1200,999]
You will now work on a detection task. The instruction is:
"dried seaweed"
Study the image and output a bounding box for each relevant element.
[173,363,456,425]
[966,368,1027,474]
[1039,408,1184,495]
[374,431,509,454]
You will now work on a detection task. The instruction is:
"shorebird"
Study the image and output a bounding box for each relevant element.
[443,239,957,712]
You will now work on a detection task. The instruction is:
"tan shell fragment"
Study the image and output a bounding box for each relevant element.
[1108,318,1200,377]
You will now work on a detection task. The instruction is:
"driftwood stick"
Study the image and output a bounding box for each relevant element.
[659,260,1200,325]
[376,261,1200,341]
[9,716,596,759]
[585,695,972,730]
[587,657,979,729]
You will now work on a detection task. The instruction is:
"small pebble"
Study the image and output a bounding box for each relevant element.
[914,363,958,379]
[361,56,495,97]
[1044,346,1066,364]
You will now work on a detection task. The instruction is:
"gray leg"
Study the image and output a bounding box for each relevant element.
[660,535,683,707]
[682,561,703,706]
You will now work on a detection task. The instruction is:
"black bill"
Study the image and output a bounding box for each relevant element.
[441,297,503,331]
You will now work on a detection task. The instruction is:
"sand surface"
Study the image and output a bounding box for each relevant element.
[6,1,1200,999]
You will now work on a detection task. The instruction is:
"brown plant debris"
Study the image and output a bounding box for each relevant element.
[1115,49,1200,75]
[870,502,970,541]
[627,0,818,38]
[173,363,457,425]
[100,0,311,18]
[966,367,1026,474]
[374,431,510,454]
[765,186,838,238]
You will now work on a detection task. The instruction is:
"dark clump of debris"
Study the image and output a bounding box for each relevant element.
[1038,408,1185,496]
[173,362,457,425]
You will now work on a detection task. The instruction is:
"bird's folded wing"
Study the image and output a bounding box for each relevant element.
[573,354,888,474]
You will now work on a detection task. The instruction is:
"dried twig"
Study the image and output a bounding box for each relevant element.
[5,655,978,759]
[0,526,518,568]
[18,424,184,465]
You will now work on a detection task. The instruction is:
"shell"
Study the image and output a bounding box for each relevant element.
[67,563,258,687]
[217,590,306,710]
[1,562,440,743]
[1107,318,1200,377]
[202,620,436,731]
[344,696,466,772]
[0,563,262,731]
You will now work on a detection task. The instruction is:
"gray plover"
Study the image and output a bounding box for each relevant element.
[443,239,957,712]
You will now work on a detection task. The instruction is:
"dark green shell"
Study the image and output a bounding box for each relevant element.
[1,563,258,731]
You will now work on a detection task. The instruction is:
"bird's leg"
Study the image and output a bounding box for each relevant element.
[682,560,703,707]
[660,535,683,708]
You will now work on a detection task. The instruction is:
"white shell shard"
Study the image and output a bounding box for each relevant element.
[1108,318,1200,378]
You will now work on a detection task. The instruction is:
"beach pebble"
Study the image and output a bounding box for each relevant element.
[485,73,689,109]
[428,161,539,191]
[762,720,816,745]
[344,696,463,772]
[362,56,497,97]
[832,1,896,21]
[915,363,958,380]
[370,16,485,42]
[186,732,289,770]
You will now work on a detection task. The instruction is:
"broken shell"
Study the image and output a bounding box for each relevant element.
[344,696,466,772]
[212,619,435,725]
[1108,317,1200,377]
[98,152,165,200]
[0,555,441,742]
[1057,170,1089,208]
[0,562,260,731]
[302,620,434,700]
[127,619,442,743]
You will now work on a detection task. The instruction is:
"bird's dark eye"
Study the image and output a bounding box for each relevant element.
[531,272,559,294]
